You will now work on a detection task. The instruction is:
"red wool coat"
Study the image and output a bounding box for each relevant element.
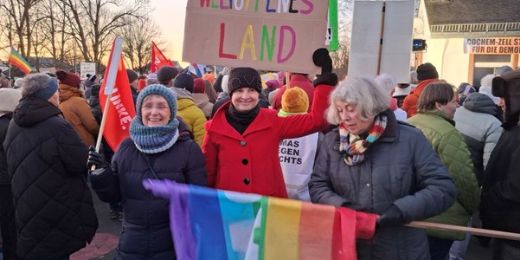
[202,85,333,197]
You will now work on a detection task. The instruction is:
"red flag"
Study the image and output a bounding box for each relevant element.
[99,53,136,151]
[150,41,173,72]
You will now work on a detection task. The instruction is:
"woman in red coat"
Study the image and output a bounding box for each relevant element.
[202,49,337,197]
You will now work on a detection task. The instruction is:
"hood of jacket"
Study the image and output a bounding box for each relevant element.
[59,83,84,102]
[13,96,62,127]
[173,87,193,100]
[463,92,502,119]
[177,98,197,111]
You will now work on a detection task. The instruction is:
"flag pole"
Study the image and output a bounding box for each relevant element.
[92,36,124,171]
[407,221,520,241]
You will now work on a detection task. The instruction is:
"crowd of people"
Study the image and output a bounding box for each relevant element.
[0,50,519,260]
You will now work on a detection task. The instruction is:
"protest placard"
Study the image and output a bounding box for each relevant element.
[183,0,328,74]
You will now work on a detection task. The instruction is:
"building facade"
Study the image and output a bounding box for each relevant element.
[415,0,520,87]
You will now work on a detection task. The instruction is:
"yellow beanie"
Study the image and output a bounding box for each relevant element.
[281,87,309,113]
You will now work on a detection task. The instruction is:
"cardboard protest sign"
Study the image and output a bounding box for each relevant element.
[348,0,414,83]
[183,0,328,74]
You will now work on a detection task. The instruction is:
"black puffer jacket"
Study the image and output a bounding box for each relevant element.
[90,120,207,259]
[0,113,12,185]
[3,97,98,260]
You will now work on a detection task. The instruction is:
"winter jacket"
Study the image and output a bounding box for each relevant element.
[272,74,314,111]
[480,123,520,248]
[408,111,480,240]
[202,84,333,197]
[454,93,503,185]
[59,84,99,147]
[174,88,207,146]
[402,79,437,117]
[192,93,214,119]
[3,97,98,260]
[89,121,207,259]
[309,110,456,260]
[0,114,12,185]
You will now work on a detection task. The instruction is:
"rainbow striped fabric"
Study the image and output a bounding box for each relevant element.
[143,180,377,260]
[8,48,33,74]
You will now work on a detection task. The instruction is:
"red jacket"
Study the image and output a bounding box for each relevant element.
[402,79,437,117]
[202,85,333,197]
[272,74,314,111]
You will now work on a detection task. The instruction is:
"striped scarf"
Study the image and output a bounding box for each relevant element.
[339,114,387,166]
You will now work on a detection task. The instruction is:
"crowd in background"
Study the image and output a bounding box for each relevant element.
[1,54,520,260]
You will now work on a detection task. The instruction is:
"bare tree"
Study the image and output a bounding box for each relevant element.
[0,0,44,57]
[330,0,353,70]
[64,0,148,70]
[119,16,161,73]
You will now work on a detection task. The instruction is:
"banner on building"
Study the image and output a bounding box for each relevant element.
[464,38,520,54]
[182,0,329,74]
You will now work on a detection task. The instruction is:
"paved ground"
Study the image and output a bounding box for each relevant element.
[72,194,493,260]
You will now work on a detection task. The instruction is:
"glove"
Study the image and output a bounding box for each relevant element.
[87,146,108,169]
[377,205,408,228]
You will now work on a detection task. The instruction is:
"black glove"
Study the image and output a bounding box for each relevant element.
[377,205,407,228]
[312,48,338,87]
[87,146,108,169]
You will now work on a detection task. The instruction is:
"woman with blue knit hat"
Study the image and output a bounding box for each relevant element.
[87,84,207,259]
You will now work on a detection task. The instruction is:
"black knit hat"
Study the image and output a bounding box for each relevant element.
[228,67,262,94]
[157,66,179,85]
[312,48,338,86]
[416,63,439,81]
[173,73,194,93]
[492,69,520,129]
[126,69,138,83]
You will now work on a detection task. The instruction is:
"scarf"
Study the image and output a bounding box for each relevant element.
[225,104,260,134]
[130,116,180,154]
[339,114,387,166]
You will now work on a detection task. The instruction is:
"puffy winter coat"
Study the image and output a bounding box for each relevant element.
[192,93,214,119]
[0,114,12,185]
[3,97,98,260]
[408,111,480,240]
[309,110,456,260]
[90,122,207,259]
[480,124,520,248]
[59,84,99,147]
[174,88,207,146]
[402,79,437,117]
[454,93,503,185]
[202,84,332,197]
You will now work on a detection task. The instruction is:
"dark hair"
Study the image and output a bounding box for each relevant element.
[417,82,455,112]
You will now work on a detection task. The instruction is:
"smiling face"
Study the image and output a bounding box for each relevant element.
[141,94,171,127]
[231,87,259,112]
[335,100,375,135]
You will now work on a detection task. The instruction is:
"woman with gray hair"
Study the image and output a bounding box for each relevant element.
[309,77,456,259]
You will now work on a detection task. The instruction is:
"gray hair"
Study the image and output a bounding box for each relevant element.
[21,73,51,98]
[375,73,396,96]
[326,77,389,124]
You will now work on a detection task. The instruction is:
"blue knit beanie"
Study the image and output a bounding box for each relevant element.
[33,77,59,100]
[136,84,177,120]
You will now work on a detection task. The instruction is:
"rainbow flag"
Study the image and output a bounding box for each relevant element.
[8,48,33,74]
[143,180,377,260]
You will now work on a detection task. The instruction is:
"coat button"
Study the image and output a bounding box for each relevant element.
[243,178,250,185]
[242,159,248,165]
[240,140,247,146]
